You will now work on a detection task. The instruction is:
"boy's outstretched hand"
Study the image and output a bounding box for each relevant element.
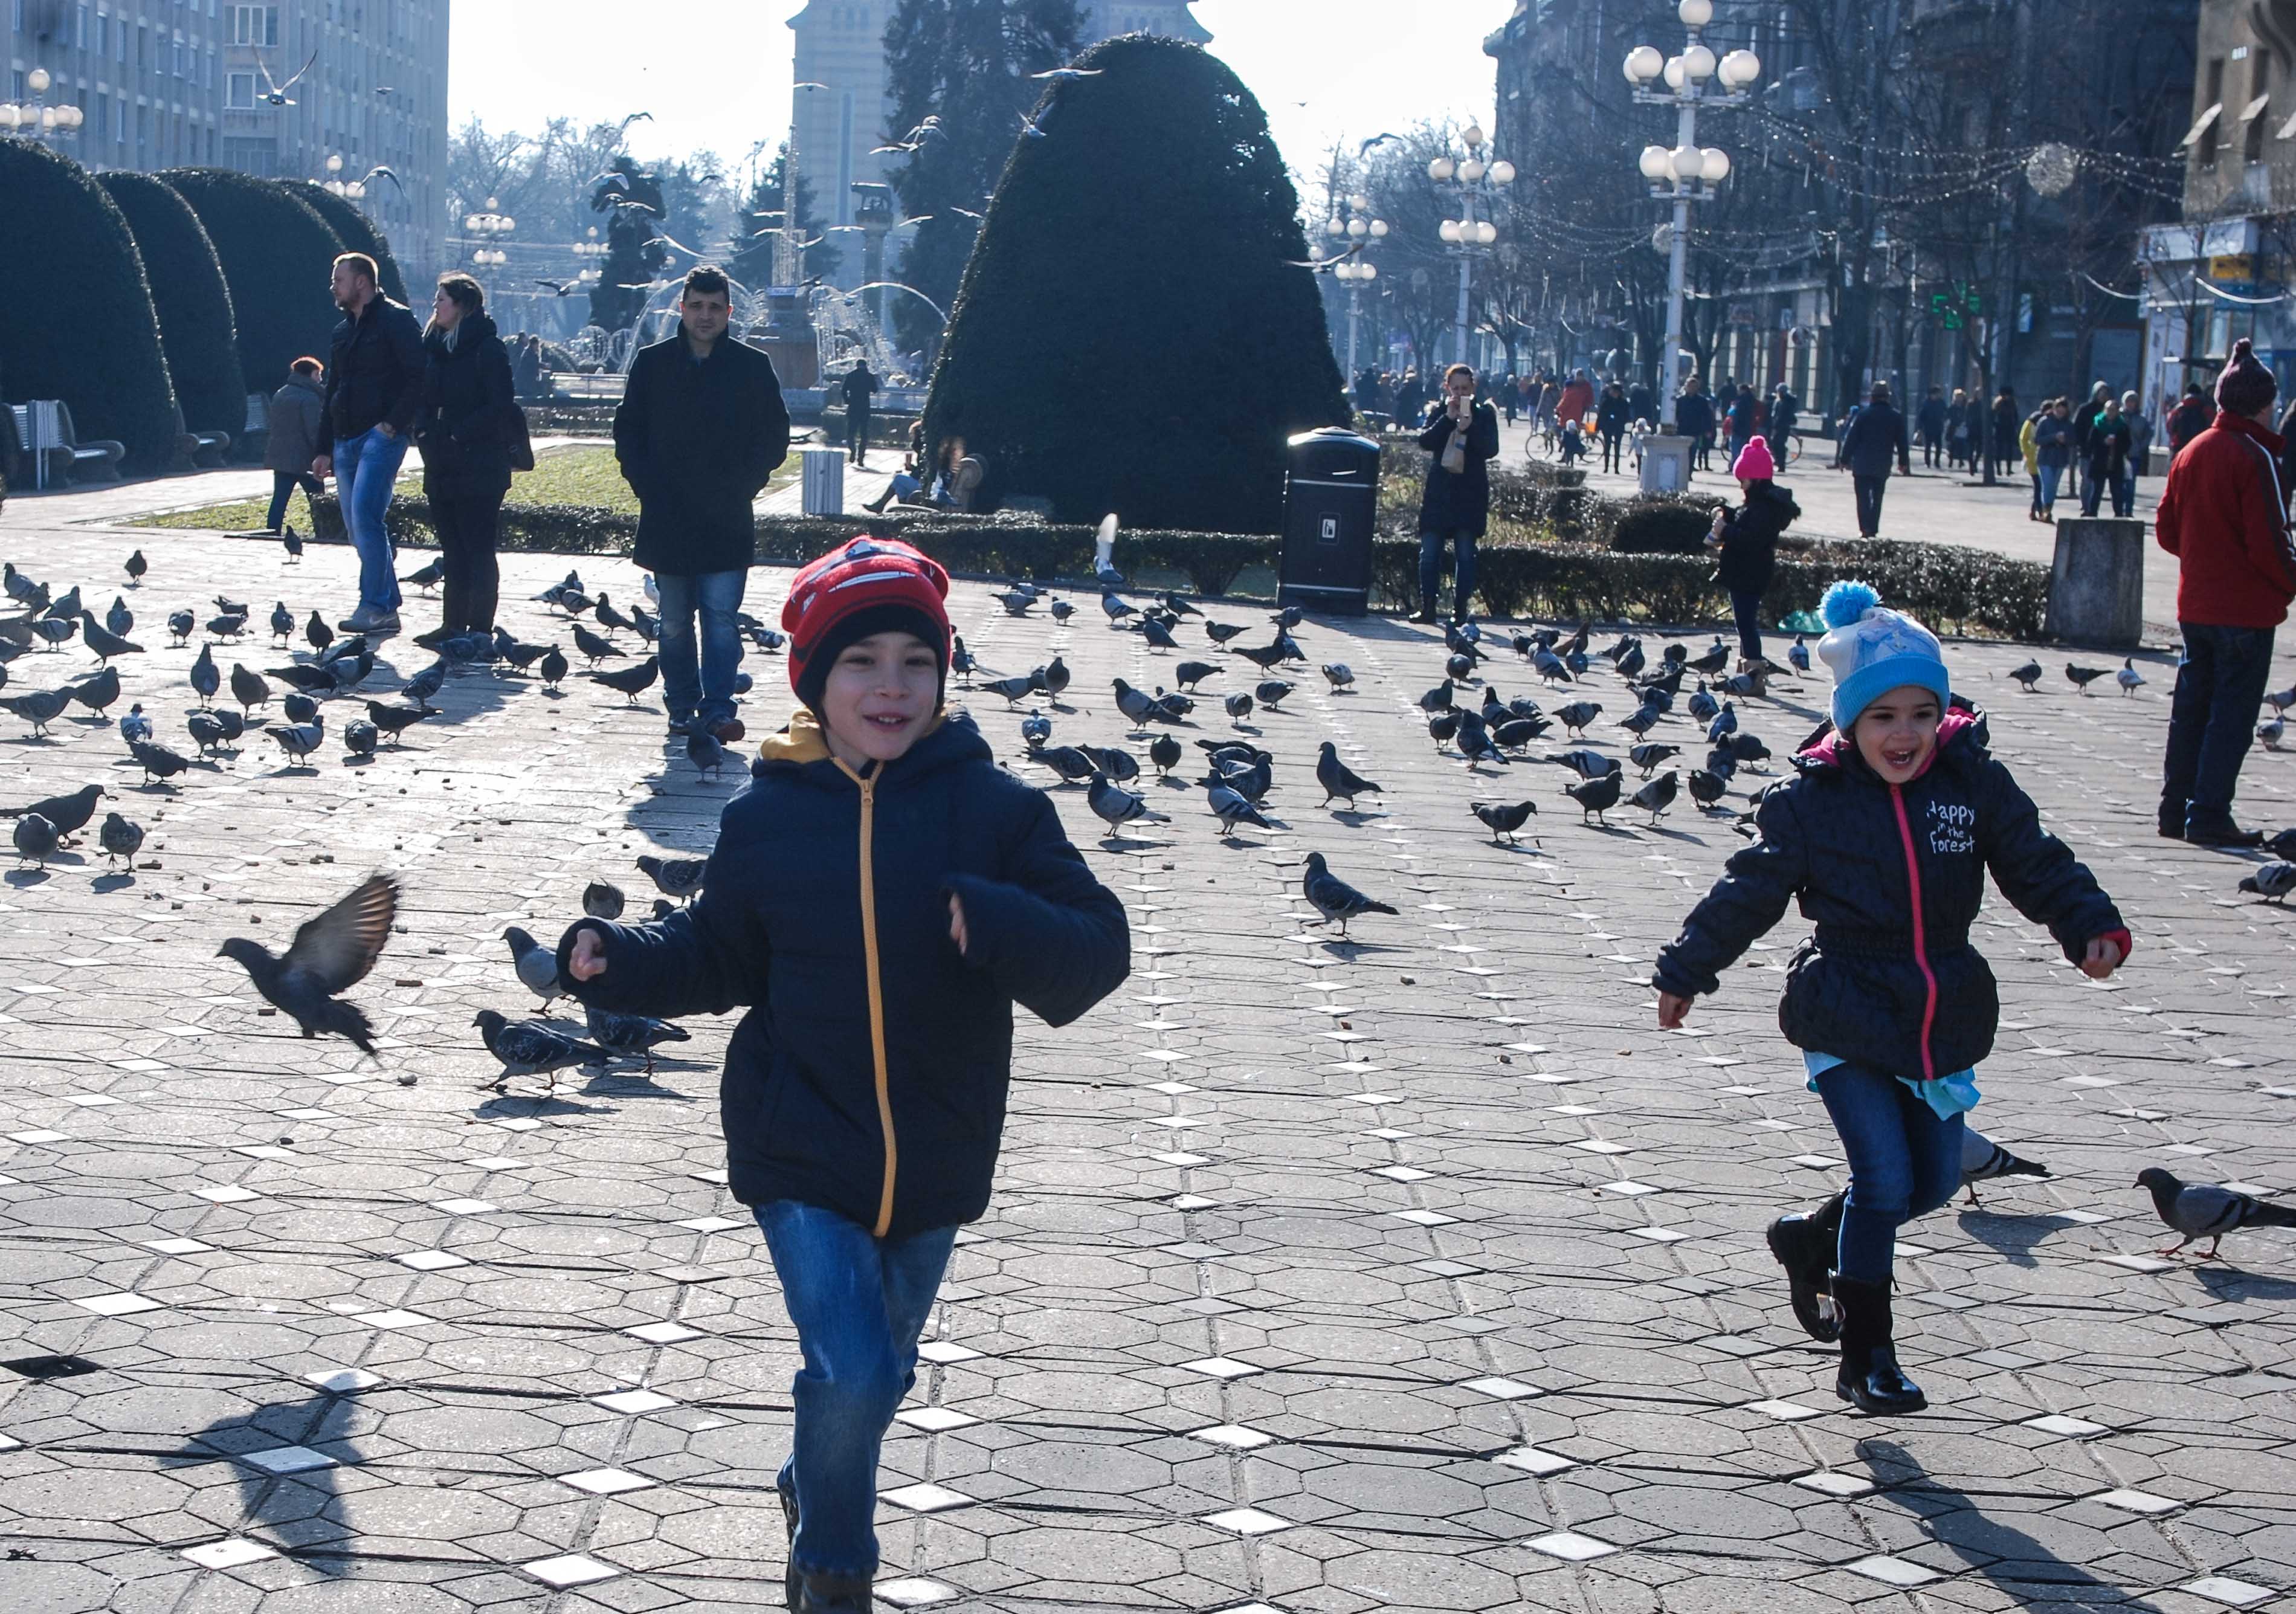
[1656,990,1692,1029]
[568,928,608,983]
[2079,935,2123,980]
[948,893,969,957]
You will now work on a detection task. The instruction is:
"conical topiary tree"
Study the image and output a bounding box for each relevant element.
[0,141,181,474]
[162,168,346,399]
[923,34,1347,534]
[282,179,409,305]
[97,171,247,440]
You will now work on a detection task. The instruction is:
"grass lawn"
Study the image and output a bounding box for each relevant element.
[129,444,799,534]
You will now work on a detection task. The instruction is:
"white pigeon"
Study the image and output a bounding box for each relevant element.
[2117,658,2145,696]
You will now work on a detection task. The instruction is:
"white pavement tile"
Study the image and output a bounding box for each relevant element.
[1526,1531,1617,1561]
[521,1554,622,1587]
[182,1538,279,1569]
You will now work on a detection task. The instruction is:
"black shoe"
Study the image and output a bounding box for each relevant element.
[2157,819,2185,841]
[2185,821,2265,849]
[411,625,456,651]
[1766,1193,1845,1343]
[1408,607,1437,625]
[1832,1274,1927,1415]
[778,1478,801,1613]
[796,1570,872,1614]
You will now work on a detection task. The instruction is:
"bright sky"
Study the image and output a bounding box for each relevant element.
[448,1,1508,194]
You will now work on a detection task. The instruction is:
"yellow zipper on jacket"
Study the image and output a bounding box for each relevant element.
[836,758,898,1237]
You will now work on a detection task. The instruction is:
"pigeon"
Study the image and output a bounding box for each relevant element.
[124,549,147,586]
[1039,745,1100,785]
[2117,658,2146,696]
[1550,749,1619,780]
[2258,714,2285,752]
[43,584,85,622]
[1555,701,1602,736]
[572,623,624,665]
[167,609,195,646]
[473,1009,608,1092]
[583,880,627,920]
[2136,1166,2296,1258]
[1418,680,1456,714]
[1140,615,1178,651]
[230,665,273,714]
[1454,710,1509,769]
[11,812,57,868]
[1959,1128,2049,1207]
[2269,683,2296,715]
[1111,679,1159,727]
[1688,768,1730,810]
[688,726,727,780]
[1619,705,1661,739]
[984,674,1038,706]
[2,688,71,736]
[1048,599,1075,623]
[1447,652,1475,683]
[993,589,1038,617]
[67,665,121,715]
[1019,713,1053,751]
[1722,732,1772,766]
[2065,662,2109,694]
[282,692,320,726]
[1631,770,1679,823]
[266,717,324,764]
[269,602,295,644]
[593,593,636,635]
[1088,745,1141,784]
[1149,733,1183,776]
[2237,862,2296,903]
[205,613,247,641]
[1300,851,1396,937]
[630,605,659,645]
[1174,660,1219,692]
[1787,635,1810,673]
[1630,741,1682,777]
[218,873,398,1056]
[1532,646,1574,685]
[1707,701,1738,743]
[179,641,220,706]
[1254,679,1294,711]
[2,783,105,844]
[539,645,569,690]
[505,925,565,1004]
[1040,656,1072,698]
[363,701,433,744]
[587,657,662,705]
[118,703,151,745]
[2005,659,2043,691]
[79,613,141,665]
[1564,770,1625,824]
[341,717,379,759]
[1687,642,1730,675]
[1315,743,1381,808]
[1101,593,1137,623]
[1204,621,1248,646]
[1206,781,1275,836]
[585,1006,691,1075]
[281,528,304,562]
[1471,799,1537,844]
[305,611,334,654]
[264,661,340,696]
[1224,692,1254,723]
[1086,773,1156,838]
[402,558,445,593]
[1427,710,1459,751]
[1163,592,1204,618]
[401,659,448,709]
[97,809,143,866]
[637,853,707,902]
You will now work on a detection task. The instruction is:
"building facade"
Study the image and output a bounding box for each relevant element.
[785,0,1206,268]
[7,0,449,282]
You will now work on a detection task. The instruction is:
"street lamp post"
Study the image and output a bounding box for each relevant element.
[0,68,86,144]
[1327,192,1387,379]
[1428,127,1514,369]
[465,195,517,299]
[322,152,369,203]
[1623,0,1759,430]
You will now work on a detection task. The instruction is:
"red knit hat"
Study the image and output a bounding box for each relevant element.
[2216,337,2277,416]
[781,536,953,711]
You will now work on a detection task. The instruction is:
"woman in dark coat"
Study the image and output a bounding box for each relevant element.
[1705,434,1799,663]
[1596,381,1631,473]
[413,273,517,643]
[1415,361,1501,624]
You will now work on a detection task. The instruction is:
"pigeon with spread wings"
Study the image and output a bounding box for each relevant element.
[217,874,398,1056]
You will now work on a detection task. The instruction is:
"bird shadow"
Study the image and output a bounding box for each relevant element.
[1646,824,1706,844]
[1312,937,1406,957]
[575,1068,699,1100]
[5,868,54,887]
[172,1388,360,1577]
[339,755,376,770]
[267,763,320,779]
[2191,1265,2296,1302]
[1954,1207,2079,1269]
[91,871,136,893]
[1329,808,1388,825]
[1576,821,1642,838]
[1097,831,1167,852]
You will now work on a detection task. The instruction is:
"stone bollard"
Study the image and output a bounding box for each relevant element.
[2045,517,2146,649]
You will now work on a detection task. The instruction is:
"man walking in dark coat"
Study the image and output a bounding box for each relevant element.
[614,265,792,744]
[316,252,425,634]
[839,361,876,467]
[1414,363,1501,624]
[1675,376,1717,472]
[1834,381,1912,537]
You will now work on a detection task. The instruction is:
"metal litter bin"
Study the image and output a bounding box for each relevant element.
[1277,427,1381,615]
[801,445,846,515]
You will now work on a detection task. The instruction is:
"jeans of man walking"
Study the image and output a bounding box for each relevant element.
[755,1199,956,1583]
[1851,471,1888,537]
[2161,622,2277,838]
[2037,462,2062,516]
[266,471,323,535]
[2112,471,2136,518]
[335,425,410,619]
[1812,1063,1963,1283]
[653,567,747,731]
[1417,528,1477,622]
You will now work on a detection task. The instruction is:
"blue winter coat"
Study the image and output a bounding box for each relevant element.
[558,709,1130,1238]
[1652,714,2125,1083]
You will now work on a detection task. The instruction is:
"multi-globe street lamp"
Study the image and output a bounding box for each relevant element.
[1428,124,1514,371]
[321,152,368,202]
[0,68,85,143]
[1326,193,1386,379]
[1624,0,1759,431]
[465,196,516,295]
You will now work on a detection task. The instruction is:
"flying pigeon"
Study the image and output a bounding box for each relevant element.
[217,873,398,1056]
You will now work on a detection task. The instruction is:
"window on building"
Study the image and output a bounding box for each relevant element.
[227,4,277,46]
[2246,50,2272,163]
[227,69,254,107]
[2202,56,2226,168]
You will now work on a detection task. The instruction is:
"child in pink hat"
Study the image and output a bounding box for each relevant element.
[1704,434,1800,667]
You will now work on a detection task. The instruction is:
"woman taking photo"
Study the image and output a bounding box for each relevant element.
[413,273,517,647]
[1705,435,1799,668]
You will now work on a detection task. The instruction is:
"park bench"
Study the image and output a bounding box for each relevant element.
[5,401,123,486]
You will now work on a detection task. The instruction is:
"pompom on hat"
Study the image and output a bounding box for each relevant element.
[781,536,953,713]
[1730,435,1775,480]
[2216,336,2277,417]
[1815,579,1952,733]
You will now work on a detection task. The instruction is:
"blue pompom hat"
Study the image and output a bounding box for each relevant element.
[1815,579,1951,732]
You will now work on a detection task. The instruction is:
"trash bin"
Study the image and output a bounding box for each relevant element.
[2044,517,2145,648]
[801,445,846,516]
[1277,426,1381,615]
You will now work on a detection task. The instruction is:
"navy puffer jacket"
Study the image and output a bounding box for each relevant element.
[1653,713,2126,1082]
[559,710,1129,1238]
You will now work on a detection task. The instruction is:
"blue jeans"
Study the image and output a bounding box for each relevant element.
[334,427,409,613]
[266,470,321,534]
[755,1200,957,1580]
[653,568,747,726]
[2114,471,2136,518]
[2037,462,2062,512]
[2163,622,2277,834]
[1813,1063,1963,1284]
[1418,527,1477,619]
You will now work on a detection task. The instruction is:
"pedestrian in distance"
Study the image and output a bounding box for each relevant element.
[2166,381,2216,458]
[2078,393,2132,519]
[1705,435,1798,667]
[1499,371,1518,425]
[1555,368,1596,441]
[411,272,518,647]
[2018,402,2043,518]
[1834,380,1912,537]
[1675,375,1716,473]
[1915,384,1946,469]
[1944,387,1970,472]
[1726,381,1760,465]
[2152,337,2296,847]
[315,251,425,635]
[2032,397,2072,522]
[839,358,876,468]
[2069,379,2111,500]
[1654,579,2129,1416]
[1991,387,2020,479]
[558,536,1129,1614]
[1414,363,1500,625]
[2122,390,2153,514]
[1766,381,1799,468]
[613,263,792,744]
[1628,375,1657,430]
[1596,379,1630,474]
[262,357,327,537]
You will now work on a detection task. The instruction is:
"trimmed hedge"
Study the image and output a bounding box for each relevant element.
[1607,494,1717,555]
[163,169,346,398]
[95,172,247,439]
[282,179,409,305]
[0,140,181,473]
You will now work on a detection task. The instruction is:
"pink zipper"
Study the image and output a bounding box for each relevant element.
[1888,784,1940,1081]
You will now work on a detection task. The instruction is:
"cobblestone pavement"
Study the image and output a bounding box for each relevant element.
[1,505,2294,1614]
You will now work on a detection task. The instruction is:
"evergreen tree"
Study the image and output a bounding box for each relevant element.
[96,170,247,440]
[882,0,1083,350]
[924,35,1347,534]
[282,180,409,305]
[730,146,841,289]
[163,169,346,400]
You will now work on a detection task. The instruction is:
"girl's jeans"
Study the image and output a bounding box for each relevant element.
[1812,1063,1964,1283]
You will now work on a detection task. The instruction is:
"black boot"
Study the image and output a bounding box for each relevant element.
[1409,604,1437,624]
[1832,1273,1927,1415]
[1765,1192,1845,1343]
[778,1477,801,1612]
[797,1570,872,1614]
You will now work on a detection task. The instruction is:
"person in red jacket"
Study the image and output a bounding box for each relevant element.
[2152,337,2296,847]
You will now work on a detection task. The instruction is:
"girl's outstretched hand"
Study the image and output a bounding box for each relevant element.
[2079,935,2123,980]
[1656,990,1693,1029]
[568,929,607,983]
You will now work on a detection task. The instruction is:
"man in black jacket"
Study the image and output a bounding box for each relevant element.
[614,265,791,743]
[839,361,876,467]
[317,253,425,634]
[1834,381,1912,537]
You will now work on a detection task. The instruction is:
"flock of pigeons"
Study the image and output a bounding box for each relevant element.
[4,542,2295,1256]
